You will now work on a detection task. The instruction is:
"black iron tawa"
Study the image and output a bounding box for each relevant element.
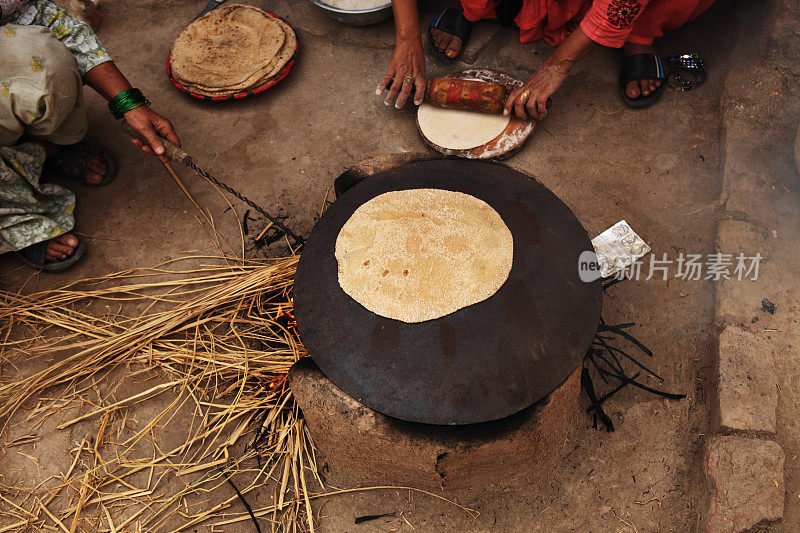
[294,159,602,425]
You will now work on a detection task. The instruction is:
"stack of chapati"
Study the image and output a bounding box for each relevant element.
[170,4,297,97]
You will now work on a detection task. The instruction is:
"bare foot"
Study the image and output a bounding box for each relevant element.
[623,42,663,99]
[44,234,79,262]
[431,1,465,59]
[83,156,107,185]
[40,140,107,185]
[431,27,463,59]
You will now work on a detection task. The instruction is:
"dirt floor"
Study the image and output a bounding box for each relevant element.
[1,0,798,531]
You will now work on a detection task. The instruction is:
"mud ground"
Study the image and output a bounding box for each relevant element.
[1,0,797,531]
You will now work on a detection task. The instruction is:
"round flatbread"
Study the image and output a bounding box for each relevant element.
[171,4,284,90]
[335,189,513,323]
[417,102,511,150]
[177,17,297,96]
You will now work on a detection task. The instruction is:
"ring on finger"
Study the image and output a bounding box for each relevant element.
[519,89,531,102]
[403,75,414,85]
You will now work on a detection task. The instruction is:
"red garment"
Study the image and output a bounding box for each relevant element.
[460,0,714,47]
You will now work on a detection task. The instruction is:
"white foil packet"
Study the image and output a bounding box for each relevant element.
[591,220,651,278]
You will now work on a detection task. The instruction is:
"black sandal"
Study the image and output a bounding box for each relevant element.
[620,54,666,108]
[16,239,86,272]
[429,7,472,63]
[44,142,118,186]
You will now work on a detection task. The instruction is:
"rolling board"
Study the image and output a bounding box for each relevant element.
[416,69,535,160]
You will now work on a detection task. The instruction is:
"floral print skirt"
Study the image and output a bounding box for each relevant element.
[0,24,83,253]
[0,143,75,253]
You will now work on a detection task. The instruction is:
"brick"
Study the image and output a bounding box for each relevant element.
[714,220,778,327]
[702,436,784,533]
[716,326,777,434]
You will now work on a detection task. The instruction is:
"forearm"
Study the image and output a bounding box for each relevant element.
[391,0,422,41]
[547,27,596,71]
[82,61,133,100]
[504,27,596,119]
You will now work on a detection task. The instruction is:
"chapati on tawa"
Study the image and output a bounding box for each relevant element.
[335,188,513,323]
[170,4,285,90]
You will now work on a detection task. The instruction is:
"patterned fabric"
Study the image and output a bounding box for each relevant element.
[0,24,88,146]
[0,143,75,254]
[1,0,111,75]
[606,0,642,29]
[0,0,29,18]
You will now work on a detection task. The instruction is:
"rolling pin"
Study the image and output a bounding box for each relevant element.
[426,78,509,115]
[425,77,551,115]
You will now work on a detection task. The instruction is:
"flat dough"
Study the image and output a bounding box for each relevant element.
[171,4,284,90]
[335,189,513,323]
[417,102,511,150]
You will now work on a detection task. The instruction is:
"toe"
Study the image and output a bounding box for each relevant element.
[431,28,446,51]
[86,170,103,184]
[45,234,78,262]
[626,80,640,99]
[85,156,106,184]
[639,79,650,96]
[48,241,73,256]
[431,29,440,46]
[54,233,79,248]
[446,35,462,58]
[90,156,106,174]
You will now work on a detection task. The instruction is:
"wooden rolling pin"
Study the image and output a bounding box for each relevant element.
[426,78,509,115]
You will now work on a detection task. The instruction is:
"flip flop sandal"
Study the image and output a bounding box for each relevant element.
[44,142,118,186]
[620,53,666,108]
[429,7,472,63]
[16,239,86,272]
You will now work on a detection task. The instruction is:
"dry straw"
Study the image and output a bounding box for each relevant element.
[0,254,326,531]
[0,166,477,530]
[0,255,478,531]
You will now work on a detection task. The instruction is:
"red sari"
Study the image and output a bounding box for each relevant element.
[460,0,715,47]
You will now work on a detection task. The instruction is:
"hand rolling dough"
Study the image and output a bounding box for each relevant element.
[335,188,513,323]
[417,102,511,150]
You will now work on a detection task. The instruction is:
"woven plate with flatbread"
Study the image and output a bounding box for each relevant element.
[169,4,297,98]
[177,18,297,97]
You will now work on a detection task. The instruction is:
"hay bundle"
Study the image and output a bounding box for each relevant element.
[0,253,476,531]
[0,255,319,531]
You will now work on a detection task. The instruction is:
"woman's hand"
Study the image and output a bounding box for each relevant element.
[377,36,427,109]
[504,59,569,121]
[504,26,597,121]
[125,106,181,162]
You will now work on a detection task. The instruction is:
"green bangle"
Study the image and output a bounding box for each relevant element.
[108,88,151,119]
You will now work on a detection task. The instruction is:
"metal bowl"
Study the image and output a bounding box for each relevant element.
[311,0,393,26]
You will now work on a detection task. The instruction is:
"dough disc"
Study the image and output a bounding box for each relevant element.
[417,102,511,150]
[335,188,513,323]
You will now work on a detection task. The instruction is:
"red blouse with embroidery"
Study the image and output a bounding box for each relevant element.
[460,0,714,47]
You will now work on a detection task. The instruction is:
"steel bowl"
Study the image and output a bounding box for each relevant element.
[311,0,393,26]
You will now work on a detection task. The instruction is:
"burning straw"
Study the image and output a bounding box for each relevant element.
[0,254,322,531]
